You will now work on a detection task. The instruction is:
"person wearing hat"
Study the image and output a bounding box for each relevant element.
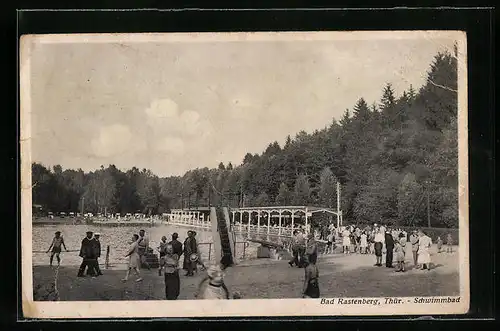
[168,233,183,259]
[77,231,97,277]
[195,261,230,300]
[90,233,103,276]
[182,231,198,276]
[163,244,180,299]
[46,231,68,267]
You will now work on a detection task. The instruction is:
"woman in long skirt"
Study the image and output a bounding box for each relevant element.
[163,244,180,300]
[342,228,351,254]
[122,234,143,282]
[417,230,433,271]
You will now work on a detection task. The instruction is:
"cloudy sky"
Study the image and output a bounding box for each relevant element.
[27,32,456,177]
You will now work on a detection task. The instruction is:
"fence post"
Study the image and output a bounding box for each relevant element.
[105,245,110,269]
[208,243,212,261]
[243,242,247,259]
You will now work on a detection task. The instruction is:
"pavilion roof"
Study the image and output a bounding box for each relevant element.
[231,205,339,213]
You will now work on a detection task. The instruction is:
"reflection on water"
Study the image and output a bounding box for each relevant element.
[32,224,254,267]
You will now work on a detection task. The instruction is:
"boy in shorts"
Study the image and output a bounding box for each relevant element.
[46,231,68,266]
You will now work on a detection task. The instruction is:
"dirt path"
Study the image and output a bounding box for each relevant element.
[33,248,459,301]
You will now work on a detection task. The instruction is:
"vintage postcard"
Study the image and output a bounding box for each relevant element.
[20,31,469,318]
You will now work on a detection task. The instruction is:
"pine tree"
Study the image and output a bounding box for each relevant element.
[408,84,416,101]
[352,98,371,123]
[339,109,351,126]
[218,162,226,171]
[227,162,233,170]
[418,51,458,130]
[380,83,396,110]
[284,135,292,149]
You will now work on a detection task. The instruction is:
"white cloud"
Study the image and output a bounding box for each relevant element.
[91,124,145,157]
[144,98,213,144]
[156,136,185,154]
[145,98,179,119]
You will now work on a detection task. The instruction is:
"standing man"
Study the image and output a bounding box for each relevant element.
[77,231,96,277]
[183,231,197,276]
[169,232,183,258]
[384,228,394,268]
[137,229,150,270]
[409,230,420,268]
[93,233,103,276]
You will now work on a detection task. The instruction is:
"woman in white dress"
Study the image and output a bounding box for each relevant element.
[122,234,143,282]
[417,230,433,271]
[360,231,368,254]
[342,228,351,254]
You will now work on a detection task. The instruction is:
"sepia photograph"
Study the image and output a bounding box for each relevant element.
[20,31,468,318]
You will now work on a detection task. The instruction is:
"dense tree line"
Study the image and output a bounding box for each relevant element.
[32,50,458,227]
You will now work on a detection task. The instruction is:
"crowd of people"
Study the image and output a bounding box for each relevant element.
[45,221,454,300]
[296,222,455,274]
[46,229,238,300]
[285,222,456,298]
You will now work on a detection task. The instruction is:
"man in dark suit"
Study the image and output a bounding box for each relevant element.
[78,231,96,277]
[169,232,183,258]
[385,228,395,268]
[92,233,103,276]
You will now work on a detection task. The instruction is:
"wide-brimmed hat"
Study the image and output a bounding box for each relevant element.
[189,253,199,262]
[207,264,223,283]
[86,231,93,234]
[94,232,101,236]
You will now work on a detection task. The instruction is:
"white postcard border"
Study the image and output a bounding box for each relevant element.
[20,31,469,319]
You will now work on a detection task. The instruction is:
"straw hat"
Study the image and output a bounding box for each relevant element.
[189,253,199,262]
[207,264,224,285]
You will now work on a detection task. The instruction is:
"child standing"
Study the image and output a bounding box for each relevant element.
[46,231,68,267]
[158,236,168,276]
[436,236,443,253]
[394,233,407,272]
[324,231,335,255]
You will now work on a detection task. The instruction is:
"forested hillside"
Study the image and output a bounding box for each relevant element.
[32,50,458,228]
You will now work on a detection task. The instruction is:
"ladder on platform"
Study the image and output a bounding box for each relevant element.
[210,207,237,266]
